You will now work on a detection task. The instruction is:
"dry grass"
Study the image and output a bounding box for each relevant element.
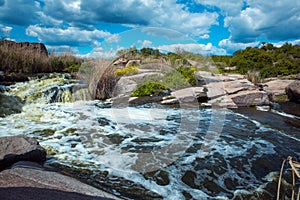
[277,156,300,200]
[81,59,119,100]
[0,40,82,74]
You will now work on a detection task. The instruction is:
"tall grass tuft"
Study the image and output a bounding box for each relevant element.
[246,70,263,84]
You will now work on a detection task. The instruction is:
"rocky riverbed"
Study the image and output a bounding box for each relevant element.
[0,73,299,199]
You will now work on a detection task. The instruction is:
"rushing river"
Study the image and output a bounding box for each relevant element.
[0,74,299,199]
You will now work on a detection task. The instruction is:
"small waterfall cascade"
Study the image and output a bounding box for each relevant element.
[6,73,91,104]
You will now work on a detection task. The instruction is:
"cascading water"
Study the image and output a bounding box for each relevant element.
[0,74,299,199]
[6,73,91,104]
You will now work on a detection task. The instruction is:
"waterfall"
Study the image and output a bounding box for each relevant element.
[6,73,91,104]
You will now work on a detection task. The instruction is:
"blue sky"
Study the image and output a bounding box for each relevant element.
[0,0,299,58]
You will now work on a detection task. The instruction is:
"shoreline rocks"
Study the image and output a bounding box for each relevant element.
[0,136,46,171]
[0,136,122,200]
[286,80,300,102]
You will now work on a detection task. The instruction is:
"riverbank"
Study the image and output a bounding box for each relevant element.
[0,135,123,200]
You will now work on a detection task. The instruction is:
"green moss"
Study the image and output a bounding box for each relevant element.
[276,94,289,102]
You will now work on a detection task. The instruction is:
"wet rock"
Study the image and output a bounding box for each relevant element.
[0,93,24,117]
[0,85,6,92]
[181,170,197,189]
[286,80,300,102]
[0,136,46,171]
[143,170,170,186]
[0,167,120,200]
[128,96,163,105]
[97,117,111,126]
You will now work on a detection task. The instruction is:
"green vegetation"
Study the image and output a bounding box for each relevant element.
[212,42,300,78]
[132,82,165,97]
[176,66,197,86]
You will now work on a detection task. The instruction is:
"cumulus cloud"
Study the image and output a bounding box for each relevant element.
[218,38,259,53]
[272,39,300,48]
[158,43,226,55]
[200,34,210,39]
[138,40,153,48]
[195,0,244,16]
[26,25,113,46]
[0,24,12,37]
[84,47,117,59]
[0,0,40,26]
[224,0,300,43]
[105,34,120,43]
[43,0,219,38]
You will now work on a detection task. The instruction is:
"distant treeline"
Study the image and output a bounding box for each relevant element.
[212,43,300,78]
[0,39,83,75]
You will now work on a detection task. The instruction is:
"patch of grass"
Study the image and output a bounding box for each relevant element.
[246,70,263,84]
[176,67,197,86]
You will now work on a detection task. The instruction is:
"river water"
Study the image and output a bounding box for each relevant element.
[0,74,299,199]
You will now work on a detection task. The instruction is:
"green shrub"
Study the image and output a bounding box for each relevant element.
[176,67,197,86]
[132,82,165,97]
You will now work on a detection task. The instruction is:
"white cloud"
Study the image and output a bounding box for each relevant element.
[0,24,12,37]
[43,0,219,38]
[26,25,113,46]
[36,11,63,26]
[84,47,117,59]
[138,40,153,47]
[158,43,226,55]
[224,0,300,43]
[196,0,244,16]
[105,34,120,43]
[200,34,210,39]
[271,39,300,48]
[218,38,259,53]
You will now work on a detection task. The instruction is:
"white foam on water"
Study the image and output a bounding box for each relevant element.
[1,77,299,199]
[271,109,300,120]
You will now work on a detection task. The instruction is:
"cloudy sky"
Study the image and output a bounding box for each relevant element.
[0,0,299,57]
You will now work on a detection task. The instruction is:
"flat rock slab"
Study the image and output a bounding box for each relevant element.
[0,168,121,200]
[264,79,294,94]
[171,87,206,103]
[0,136,46,171]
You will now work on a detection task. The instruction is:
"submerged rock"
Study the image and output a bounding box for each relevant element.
[0,93,23,117]
[0,136,46,171]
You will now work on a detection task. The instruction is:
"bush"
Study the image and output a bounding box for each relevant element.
[132,82,165,97]
[176,67,197,86]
